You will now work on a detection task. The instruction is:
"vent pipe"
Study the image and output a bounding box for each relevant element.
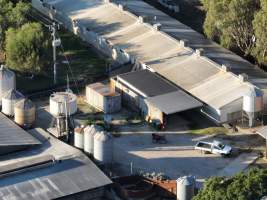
[195,48,204,56]
[179,40,188,48]
[239,73,248,82]
[222,64,231,72]
[153,23,161,31]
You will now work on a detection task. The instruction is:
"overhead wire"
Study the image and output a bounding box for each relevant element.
[27,8,81,94]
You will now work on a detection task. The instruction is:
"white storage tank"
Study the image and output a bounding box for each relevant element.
[0,65,15,105]
[243,87,263,127]
[94,131,113,164]
[74,126,84,149]
[243,87,263,113]
[49,92,77,116]
[2,89,24,116]
[14,98,36,128]
[176,176,195,200]
[84,125,104,155]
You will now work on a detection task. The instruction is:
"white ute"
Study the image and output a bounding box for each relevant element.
[195,140,232,156]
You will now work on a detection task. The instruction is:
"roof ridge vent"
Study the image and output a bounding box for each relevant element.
[222,64,231,72]
[239,73,248,82]
[139,16,147,23]
[179,40,188,48]
[195,48,204,56]
[153,23,161,31]
[118,4,125,11]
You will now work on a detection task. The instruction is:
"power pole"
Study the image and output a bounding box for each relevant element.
[49,22,61,85]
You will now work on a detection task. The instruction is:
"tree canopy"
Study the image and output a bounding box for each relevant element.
[253,0,267,65]
[202,0,259,56]
[5,22,49,74]
[0,0,30,50]
[193,168,267,200]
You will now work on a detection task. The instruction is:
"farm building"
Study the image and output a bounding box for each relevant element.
[32,0,267,127]
[86,82,121,114]
[0,127,112,200]
[111,70,202,124]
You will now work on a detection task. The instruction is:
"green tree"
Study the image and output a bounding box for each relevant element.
[0,0,30,49]
[5,22,49,74]
[193,168,267,200]
[202,0,259,56]
[253,0,267,65]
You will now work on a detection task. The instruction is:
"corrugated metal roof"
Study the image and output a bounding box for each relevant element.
[147,91,202,114]
[117,70,177,97]
[0,112,40,147]
[0,128,112,200]
[113,0,267,82]
[35,0,266,110]
[87,82,119,97]
[0,156,111,200]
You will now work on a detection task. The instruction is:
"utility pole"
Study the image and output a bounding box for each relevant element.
[49,22,61,85]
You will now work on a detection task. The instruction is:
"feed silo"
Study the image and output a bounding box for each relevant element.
[49,92,77,116]
[176,176,195,200]
[243,87,263,127]
[14,98,36,128]
[84,125,104,155]
[74,126,84,149]
[0,65,15,105]
[2,89,24,116]
[94,131,113,165]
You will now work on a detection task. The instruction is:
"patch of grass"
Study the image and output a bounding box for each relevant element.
[191,127,228,135]
[17,28,107,94]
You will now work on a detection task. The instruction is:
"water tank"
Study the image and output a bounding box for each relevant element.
[14,98,36,128]
[84,125,104,155]
[176,176,195,200]
[243,87,263,113]
[94,131,113,164]
[0,65,15,105]
[49,92,77,116]
[2,89,24,116]
[74,126,84,149]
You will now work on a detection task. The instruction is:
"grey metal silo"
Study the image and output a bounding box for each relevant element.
[93,131,113,165]
[176,176,195,200]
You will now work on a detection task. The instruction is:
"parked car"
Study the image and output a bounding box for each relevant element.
[195,140,232,156]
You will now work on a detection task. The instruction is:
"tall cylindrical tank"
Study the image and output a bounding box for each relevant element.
[243,87,263,113]
[2,89,24,116]
[94,131,113,164]
[74,126,84,149]
[49,92,77,116]
[0,65,15,105]
[243,87,263,127]
[84,125,104,155]
[14,98,36,128]
[176,176,195,200]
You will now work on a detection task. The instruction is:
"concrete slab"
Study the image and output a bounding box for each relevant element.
[112,132,235,180]
[217,153,259,177]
